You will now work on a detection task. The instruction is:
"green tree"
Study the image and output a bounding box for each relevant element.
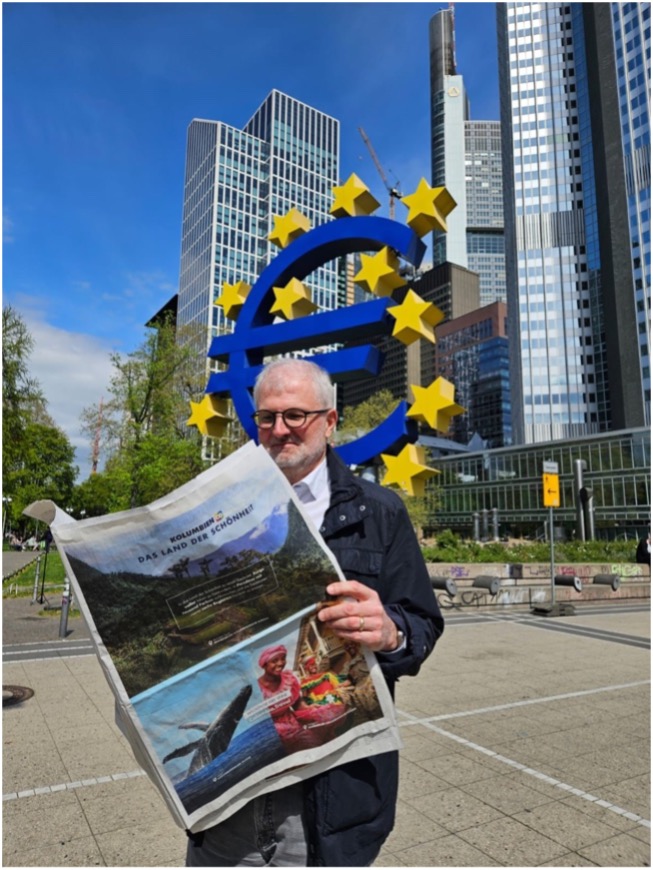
[337,389,441,538]
[2,306,45,467]
[338,390,398,439]
[8,421,77,526]
[2,307,77,535]
[81,316,205,509]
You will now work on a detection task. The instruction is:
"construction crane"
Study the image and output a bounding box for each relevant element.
[358,127,402,219]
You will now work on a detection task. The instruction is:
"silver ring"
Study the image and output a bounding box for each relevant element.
[358,616,365,632]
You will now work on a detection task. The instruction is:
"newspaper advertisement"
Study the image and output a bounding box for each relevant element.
[50,442,401,832]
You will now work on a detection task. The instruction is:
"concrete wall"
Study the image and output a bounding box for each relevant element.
[427,562,650,610]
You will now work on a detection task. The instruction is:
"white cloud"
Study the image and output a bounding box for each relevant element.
[19,307,117,481]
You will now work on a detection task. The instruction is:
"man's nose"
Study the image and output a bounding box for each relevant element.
[270,413,292,435]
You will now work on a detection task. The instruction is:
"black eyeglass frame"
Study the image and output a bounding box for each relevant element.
[252,408,331,429]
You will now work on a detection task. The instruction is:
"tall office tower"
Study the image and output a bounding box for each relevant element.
[611,3,651,428]
[434,302,512,448]
[340,264,480,410]
[429,8,506,304]
[177,90,339,455]
[498,3,649,445]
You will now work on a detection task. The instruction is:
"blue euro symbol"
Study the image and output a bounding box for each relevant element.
[206,215,426,465]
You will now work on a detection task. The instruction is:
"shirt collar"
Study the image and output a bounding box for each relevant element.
[294,455,329,502]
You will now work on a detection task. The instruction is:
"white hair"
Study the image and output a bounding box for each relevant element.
[253,358,335,408]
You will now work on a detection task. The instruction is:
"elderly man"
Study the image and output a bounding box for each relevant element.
[187,358,444,867]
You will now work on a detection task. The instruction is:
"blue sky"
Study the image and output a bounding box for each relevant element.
[3,1,499,478]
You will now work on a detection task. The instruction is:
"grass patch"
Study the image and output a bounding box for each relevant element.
[3,550,69,599]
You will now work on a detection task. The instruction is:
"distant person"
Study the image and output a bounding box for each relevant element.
[187,357,444,867]
[636,533,650,565]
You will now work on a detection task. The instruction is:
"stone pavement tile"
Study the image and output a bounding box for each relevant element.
[384,800,448,852]
[626,824,651,845]
[458,772,557,815]
[373,848,413,867]
[393,832,502,866]
[576,746,651,778]
[558,794,647,834]
[55,737,138,781]
[411,785,504,833]
[547,756,642,791]
[457,815,569,865]
[47,720,122,746]
[3,836,104,867]
[577,831,651,867]
[74,779,170,835]
[465,712,563,742]
[544,852,599,866]
[536,726,629,758]
[398,725,458,759]
[596,773,651,820]
[513,800,626,852]
[2,792,93,857]
[2,737,70,794]
[418,749,511,788]
[94,821,187,866]
[486,735,578,769]
[398,757,454,800]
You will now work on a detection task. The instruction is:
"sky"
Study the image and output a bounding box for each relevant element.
[3,1,500,480]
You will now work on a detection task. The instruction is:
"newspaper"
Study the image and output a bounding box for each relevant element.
[50,442,401,833]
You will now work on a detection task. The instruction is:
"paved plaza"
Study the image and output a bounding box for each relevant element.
[2,597,650,867]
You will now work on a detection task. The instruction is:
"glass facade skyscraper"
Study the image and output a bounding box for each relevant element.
[429,9,506,305]
[177,90,340,437]
[611,2,651,425]
[498,2,649,446]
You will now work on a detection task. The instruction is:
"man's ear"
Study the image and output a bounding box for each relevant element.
[325,408,338,440]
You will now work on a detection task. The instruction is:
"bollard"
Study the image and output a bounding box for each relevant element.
[593,573,621,592]
[554,574,582,593]
[58,576,71,639]
[430,577,458,598]
[31,556,42,604]
[472,575,501,596]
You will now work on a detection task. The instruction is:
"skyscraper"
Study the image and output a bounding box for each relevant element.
[498,2,649,445]
[177,90,340,453]
[429,8,506,305]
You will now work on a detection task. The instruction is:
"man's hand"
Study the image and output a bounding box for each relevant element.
[317,580,400,652]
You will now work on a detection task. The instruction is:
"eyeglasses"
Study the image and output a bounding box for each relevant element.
[252,409,330,429]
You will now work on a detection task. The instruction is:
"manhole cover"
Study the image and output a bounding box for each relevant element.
[3,685,35,707]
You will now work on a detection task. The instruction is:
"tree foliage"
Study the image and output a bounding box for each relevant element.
[2,306,77,533]
[337,389,440,536]
[80,316,205,509]
[338,390,398,439]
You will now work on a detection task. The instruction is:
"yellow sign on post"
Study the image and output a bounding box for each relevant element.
[543,473,560,507]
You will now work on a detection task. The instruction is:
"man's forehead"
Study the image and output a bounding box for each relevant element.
[257,375,318,402]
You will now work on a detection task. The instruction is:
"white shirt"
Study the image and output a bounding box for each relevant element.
[292,455,330,532]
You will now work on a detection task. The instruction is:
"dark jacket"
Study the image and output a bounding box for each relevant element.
[303,448,444,866]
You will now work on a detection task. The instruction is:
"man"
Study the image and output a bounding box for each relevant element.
[187,358,444,867]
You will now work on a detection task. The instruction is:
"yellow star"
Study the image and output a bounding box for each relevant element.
[330,173,381,218]
[215,280,251,320]
[400,178,457,237]
[407,377,465,432]
[270,278,318,320]
[269,208,311,249]
[381,443,440,498]
[186,395,232,438]
[387,289,445,345]
[354,247,406,297]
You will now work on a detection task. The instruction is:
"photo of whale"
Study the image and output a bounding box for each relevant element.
[162,684,254,777]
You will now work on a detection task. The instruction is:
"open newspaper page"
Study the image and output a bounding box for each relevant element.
[51,442,401,832]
